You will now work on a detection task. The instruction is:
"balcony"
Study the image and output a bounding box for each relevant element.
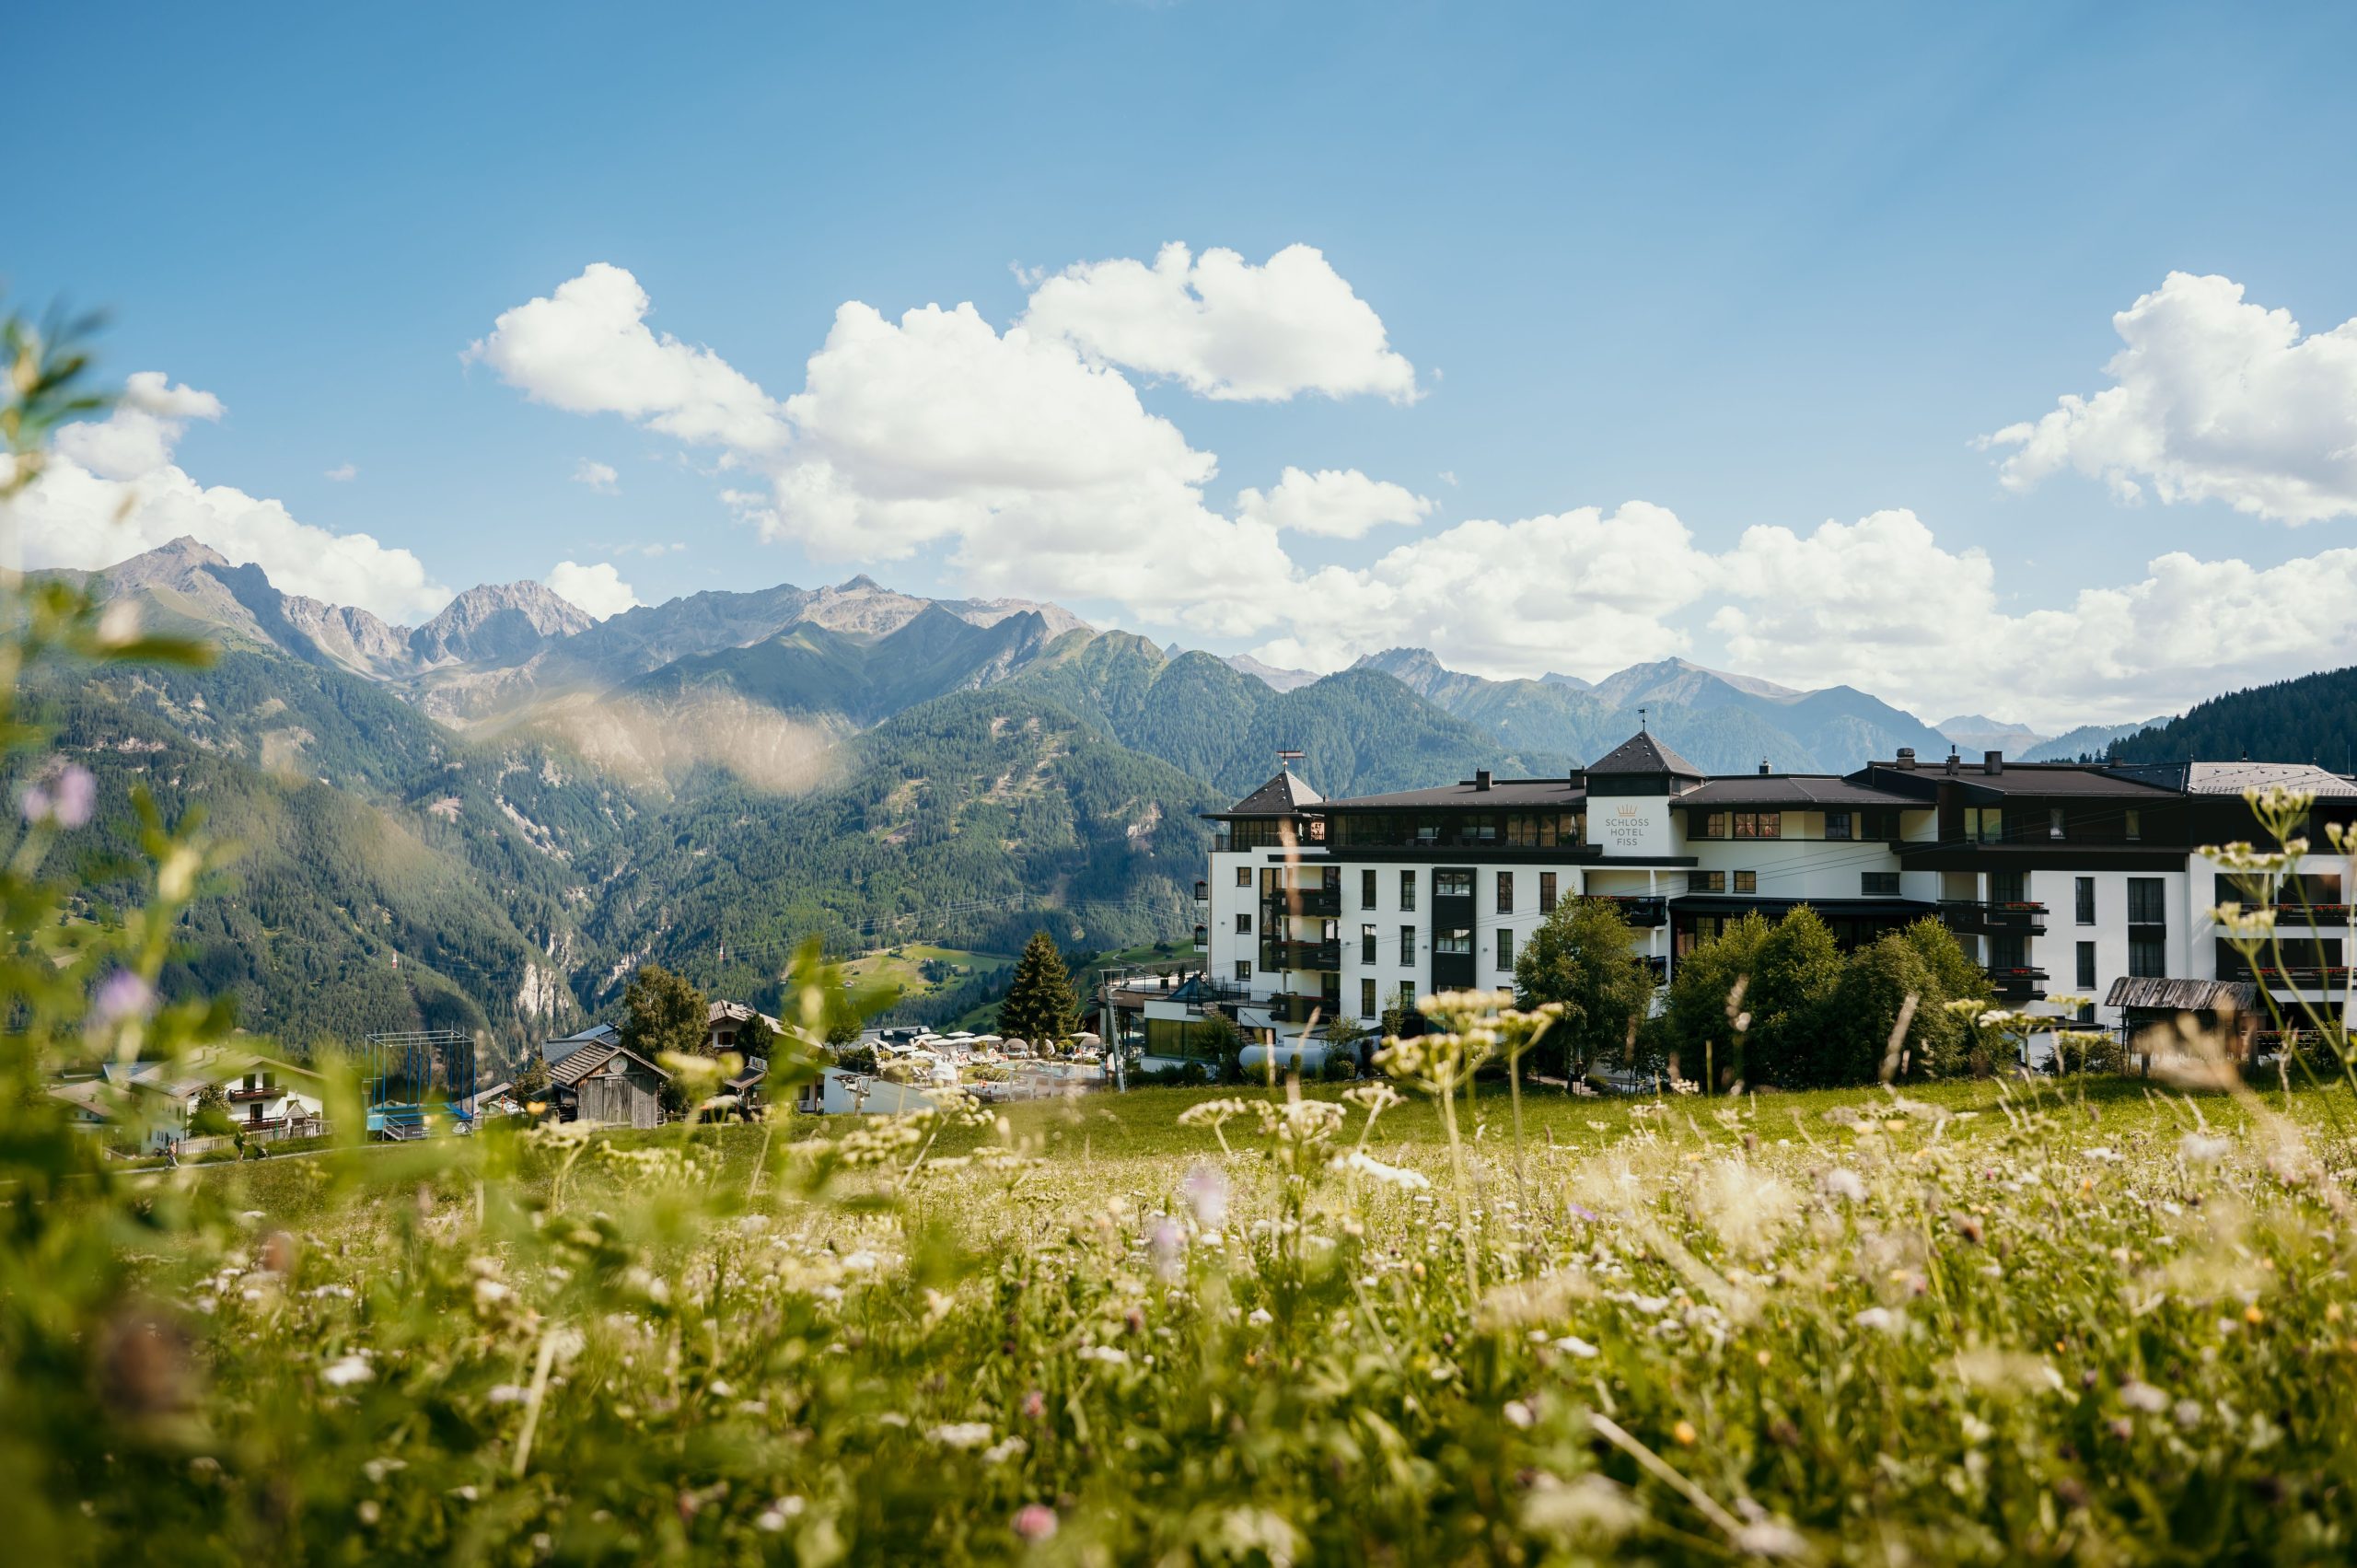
[1262,888,1341,918]
[226,1086,278,1103]
[1985,965,2048,1003]
[2243,903,2355,925]
[1264,993,1340,1026]
[1595,895,1666,928]
[1192,925,1208,948]
[2252,965,2353,990]
[1262,939,1341,971]
[1940,900,2048,935]
[1193,880,1209,901]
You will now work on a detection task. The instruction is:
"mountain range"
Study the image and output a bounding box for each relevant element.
[40,536,2242,1060]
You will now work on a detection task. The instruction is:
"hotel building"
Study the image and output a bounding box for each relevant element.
[1185,730,2357,1059]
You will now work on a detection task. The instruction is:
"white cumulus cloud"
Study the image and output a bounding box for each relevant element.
[1983,272,2357,524]
[545,560,640,620]
[573,459,619,494]
[324,461,357,482]
[1711,509,2357,727]
[466,262,789,452]
[14,377,450,623]
[1236,467,1431,539]
[1254,503,1716,677]
[1022,242,1420,403]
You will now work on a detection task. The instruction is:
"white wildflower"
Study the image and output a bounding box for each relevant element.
[1523,1473,1643,1540]
[1822,1168,1867,1202]
[321,1353,374,1388]
[1331,1150,1432,1191]
[927,1422,994,1449]
[2119,1380,2168,1413]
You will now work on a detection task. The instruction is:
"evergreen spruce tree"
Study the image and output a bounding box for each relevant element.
[997,932,1079,1049]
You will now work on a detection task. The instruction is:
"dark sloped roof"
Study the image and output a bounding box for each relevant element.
[545,1022,620,1064]
[1932,762,2180,797]
[2107,761,2357,798]
[1320,778,1587,810]
[1677,776,1923,807]
[1586,730,1703,779]
[1224,768,1325,816]
[2105,976,2260,1013]
[549,1042,670,1088]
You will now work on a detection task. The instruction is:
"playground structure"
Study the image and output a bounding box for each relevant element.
[355,1028,480,1140]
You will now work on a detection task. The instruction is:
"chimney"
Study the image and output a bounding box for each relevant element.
[1758,758,1771,775]
[1983,750,2003,775]
[1945,753,1960,775]
[1896,747,1916,770]
[1473,769,1493,792]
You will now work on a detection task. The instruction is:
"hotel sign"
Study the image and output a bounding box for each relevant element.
[1600,799,1671,856]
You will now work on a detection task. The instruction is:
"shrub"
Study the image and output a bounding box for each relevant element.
[2052,1028,2128,1075]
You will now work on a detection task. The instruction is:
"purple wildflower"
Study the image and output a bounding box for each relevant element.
[93,970,155,1028]
[20,761,96,829]
[1182,1164,1229,1228]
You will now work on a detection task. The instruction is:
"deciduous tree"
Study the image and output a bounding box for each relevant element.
[1514,898,1654,1080]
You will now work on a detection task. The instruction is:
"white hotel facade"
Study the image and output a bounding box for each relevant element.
[1190,730,2357,1057]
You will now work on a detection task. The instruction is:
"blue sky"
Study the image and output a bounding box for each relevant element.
[12,1,2357,726]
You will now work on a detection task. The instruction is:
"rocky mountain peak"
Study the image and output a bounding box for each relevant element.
[409,581,596,668]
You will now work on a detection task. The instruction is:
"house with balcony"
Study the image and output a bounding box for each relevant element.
[1202,731,2357,1063]
[58,1048,330,1151]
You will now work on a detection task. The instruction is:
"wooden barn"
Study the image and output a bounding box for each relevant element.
[547,1037,669,1128]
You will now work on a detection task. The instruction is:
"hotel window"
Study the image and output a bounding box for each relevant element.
[2075,940,2097,991]
[1360,978,1376,1019]
[1733,812,1781,840]
[1235,960,1251,981]
[1360,923,1377,964]
[1497,929,1515,970]
[1236,865,1250,888]
[1495,872,1515,914]
[2124,808,2142,842]
[1826,811,1852,841]
[1693,870,1726,893]
[1399,925,1416,966]
[2128,877,2166,926]
[1539,872,1558,913]
[1236,912,1251,934]
[1863,807,1902,840]
[1435,929,1472,957]
[1862,872,1899,897]
[2075,877,2096,925]
[1434,869,1473,899]
[1361,868,1377,908]
[1734,870,1758,894]
[1699,812,1728,839]
[1399,870,1417,912]
[2049,807,2066,840]
[1398,981,1417,1011]
[2129,936,2165,978]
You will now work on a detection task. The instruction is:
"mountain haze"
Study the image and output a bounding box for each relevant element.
[1352,648,1955,774]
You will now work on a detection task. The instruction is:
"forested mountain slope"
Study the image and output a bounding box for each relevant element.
[581,688,1222,1008]
[2109,668,2357,770]
[1012,637,1565,797]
